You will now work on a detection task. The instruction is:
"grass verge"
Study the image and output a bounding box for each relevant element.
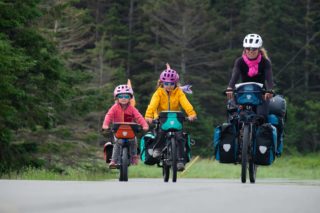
[1,154,319,181]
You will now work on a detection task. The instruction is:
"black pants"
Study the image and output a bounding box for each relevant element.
[153,129,185,162]
[256,99,270,122]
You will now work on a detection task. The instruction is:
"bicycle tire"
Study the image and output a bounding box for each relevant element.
[249,159,256,183]
[163,162,170,182]
[241,125,250,183]
[171,137,177,182]
[119,147,129,182]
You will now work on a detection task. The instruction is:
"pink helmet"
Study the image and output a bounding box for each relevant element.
[160,63,179,83]
[113,84,133,98]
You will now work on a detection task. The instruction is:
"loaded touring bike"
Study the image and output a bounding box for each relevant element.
[156,111,188,183]
[215,82,277,183]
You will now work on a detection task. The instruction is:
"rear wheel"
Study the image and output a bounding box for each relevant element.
[119,147,129,182]
[241,125,250,183]
[163,162,170,182]
[171,137,177,183]
[249,160,257,183]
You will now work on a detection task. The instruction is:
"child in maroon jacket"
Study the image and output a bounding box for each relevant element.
[102,84,148,168]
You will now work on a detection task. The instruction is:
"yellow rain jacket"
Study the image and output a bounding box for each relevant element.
[145,87,196,119]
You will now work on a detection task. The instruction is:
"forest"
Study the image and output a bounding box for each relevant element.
[0,0,319,173]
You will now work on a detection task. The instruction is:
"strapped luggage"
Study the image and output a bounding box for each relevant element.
[213,123,238,163]
[268,114,284,155]
[268,95,286,156]
[253,123,277,165]
[269,95,287,117]
[140,132,159,165]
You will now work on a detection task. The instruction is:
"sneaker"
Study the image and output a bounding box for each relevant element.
[131,155,139,165]
[177,162,185,171]
[152,149,161,158]
[108,161,117,169]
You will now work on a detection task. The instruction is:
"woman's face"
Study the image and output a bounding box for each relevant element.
[163,82,175,92]
[245,47,259,59]
[117,94,131,104]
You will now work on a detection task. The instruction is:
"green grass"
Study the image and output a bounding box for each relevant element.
[2,154,319,180]
[125,154,320,180]
[1,166,117,181]
[179,155,320,179]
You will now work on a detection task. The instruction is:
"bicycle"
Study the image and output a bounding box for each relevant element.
[229,82,267,183]
[154,111,187,183]
[111,122,141,182]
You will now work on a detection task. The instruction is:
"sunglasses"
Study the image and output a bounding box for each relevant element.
[245,47,259,51]
[163,82,175,86]
[117,94,131,99]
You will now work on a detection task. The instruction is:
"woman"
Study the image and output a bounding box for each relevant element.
[226,33,273,120]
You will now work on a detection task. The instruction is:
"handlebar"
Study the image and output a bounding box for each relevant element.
[112,122,141,133]
[151,116,194,124]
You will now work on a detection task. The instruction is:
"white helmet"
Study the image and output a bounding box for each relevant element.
[243,33,263,48]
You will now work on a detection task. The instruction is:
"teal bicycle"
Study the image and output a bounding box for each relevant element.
[157,111,186,183]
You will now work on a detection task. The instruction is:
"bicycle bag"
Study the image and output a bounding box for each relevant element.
[269,95,286,117]
[213,123,238,163]
[268,114,284,155]
[140,132,159,165]
[234,83,263,106]
[114,125,136,139]
[253,123,277,165]
[159,111,184,131]
[103,142,113,164]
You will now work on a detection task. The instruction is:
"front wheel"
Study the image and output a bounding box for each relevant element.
[171,137,177,183]
[241,125,250,183]
[119,147,129,182]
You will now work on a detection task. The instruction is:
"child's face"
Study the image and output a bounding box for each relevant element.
[163,82,175,92]
[117,94,131,104]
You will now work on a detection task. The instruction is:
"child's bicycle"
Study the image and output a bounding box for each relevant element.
[153,111,189,183]
[111,122,141,182]
[229,82,270,183]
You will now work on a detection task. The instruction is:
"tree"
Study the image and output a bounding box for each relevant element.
[0,0,81,172]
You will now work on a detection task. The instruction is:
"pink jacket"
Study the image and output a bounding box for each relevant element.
[102,103,148,129]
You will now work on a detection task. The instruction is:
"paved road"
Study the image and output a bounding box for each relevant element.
[1,179,319,213]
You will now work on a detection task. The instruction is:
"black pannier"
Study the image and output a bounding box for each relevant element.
[213,123,238,163]
[140,132,159,165]
[253,123,277,165]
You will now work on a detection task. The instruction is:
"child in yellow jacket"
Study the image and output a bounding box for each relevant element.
[145,63,197,171]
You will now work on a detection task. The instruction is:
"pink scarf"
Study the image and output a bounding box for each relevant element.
[242,53,262,77]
